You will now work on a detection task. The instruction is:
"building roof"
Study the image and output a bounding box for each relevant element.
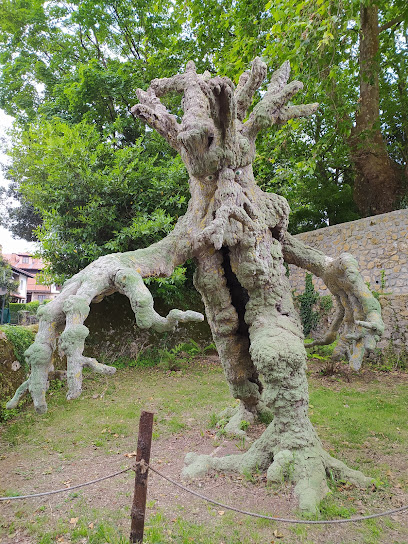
[11,264,35,278]
[2,253,45,271]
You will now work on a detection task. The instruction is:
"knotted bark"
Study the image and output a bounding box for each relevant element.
[8,58,383,513]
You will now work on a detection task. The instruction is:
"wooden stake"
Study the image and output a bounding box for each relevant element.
[130,410,154,543]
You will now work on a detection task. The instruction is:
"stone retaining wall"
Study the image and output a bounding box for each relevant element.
[289,209,408,296]
[288,209,408,354]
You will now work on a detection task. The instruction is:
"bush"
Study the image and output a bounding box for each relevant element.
[9,301,41,324]
[295,274,333,337]
[0,325,35,371]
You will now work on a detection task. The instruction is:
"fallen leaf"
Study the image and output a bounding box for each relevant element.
[88,522,94,529]
[273,529,284,538]
[70,517,79,526]
[218,510,225,516]
[124,451,137,458]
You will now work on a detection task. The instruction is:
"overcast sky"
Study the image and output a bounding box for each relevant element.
[0,110,37,254]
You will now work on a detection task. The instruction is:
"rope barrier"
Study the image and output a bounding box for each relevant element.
[143,461,408,525]
[0,467,131,501]
[2,458,407,526]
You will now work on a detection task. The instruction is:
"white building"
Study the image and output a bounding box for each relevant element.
[10,264,34,303]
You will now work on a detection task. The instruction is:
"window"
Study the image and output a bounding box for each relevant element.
[38,295,47,302]
[22,256,29,263]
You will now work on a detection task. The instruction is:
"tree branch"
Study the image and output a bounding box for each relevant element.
[235,56,267,121]
[7,220,199,413]
[131,88,181,150]
[379,15,404,33]
[242,78,304,140]
[282,233,384,369]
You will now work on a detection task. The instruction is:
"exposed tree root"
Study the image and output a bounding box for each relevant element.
[183,429,371,514]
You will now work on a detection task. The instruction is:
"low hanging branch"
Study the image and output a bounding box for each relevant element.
[8,58,383,514]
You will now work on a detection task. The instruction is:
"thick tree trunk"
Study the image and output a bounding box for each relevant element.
[8,58,384,513]
[350,4,403,216]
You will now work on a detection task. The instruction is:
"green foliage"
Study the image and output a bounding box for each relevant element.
[0,325,35,370]
[7,119,190,283]
[365,270,391,301]
[0,0,202,284]
[8,301,42,324]
[144,265,190,305]
[296,274,334,337]
[1,0,406,298]
[183,0,408,228]
[0,255,18,301]
[9,301,40,315]
[239,419,250,431]
[319,295,333,313]
[371,341,408,372]
[110,339,206,371]
[306,340,337,361]
[157,340,202,371]
[296,273,320,336]
[0,402,19,423]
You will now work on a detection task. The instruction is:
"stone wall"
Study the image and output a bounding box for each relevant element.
[288,209,408,354]
[378,294,408,354]
[289,209,408,296]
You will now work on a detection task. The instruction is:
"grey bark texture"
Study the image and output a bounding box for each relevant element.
[7,58,384,513]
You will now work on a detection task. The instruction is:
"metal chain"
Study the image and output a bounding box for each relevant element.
[2,459,407,526]
[144,461,408,525]
[0,467,132,501]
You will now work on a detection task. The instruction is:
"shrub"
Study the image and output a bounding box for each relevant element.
[295,274,333,337]
[0,325,35,371]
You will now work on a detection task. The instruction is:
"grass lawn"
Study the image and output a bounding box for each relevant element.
[0,356,407,544]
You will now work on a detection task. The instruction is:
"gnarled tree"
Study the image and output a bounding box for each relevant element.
[7,58,384,513]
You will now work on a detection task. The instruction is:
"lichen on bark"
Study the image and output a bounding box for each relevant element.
[7,57,384,513]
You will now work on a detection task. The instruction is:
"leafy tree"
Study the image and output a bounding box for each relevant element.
[6,118,189,283]
[183,0,408,221]
[0,0,202,282]
[0,254,18,323]
[1,0,407,275]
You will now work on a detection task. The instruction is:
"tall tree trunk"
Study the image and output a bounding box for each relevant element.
[350,3,403,216]
[7,58,384,513]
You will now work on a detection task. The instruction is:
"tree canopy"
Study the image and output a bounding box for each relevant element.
[0,253,18,303]
[184,0,408,219]
[0,0,407,282]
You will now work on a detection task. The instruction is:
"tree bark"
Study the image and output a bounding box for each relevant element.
[7,58,383,513]
[350,3,403,216]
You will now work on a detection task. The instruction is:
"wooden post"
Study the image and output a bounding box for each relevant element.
[130,410,154,543]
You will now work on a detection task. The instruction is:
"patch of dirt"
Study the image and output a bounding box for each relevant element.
[1,424,408,544]
[1,358,407,544]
